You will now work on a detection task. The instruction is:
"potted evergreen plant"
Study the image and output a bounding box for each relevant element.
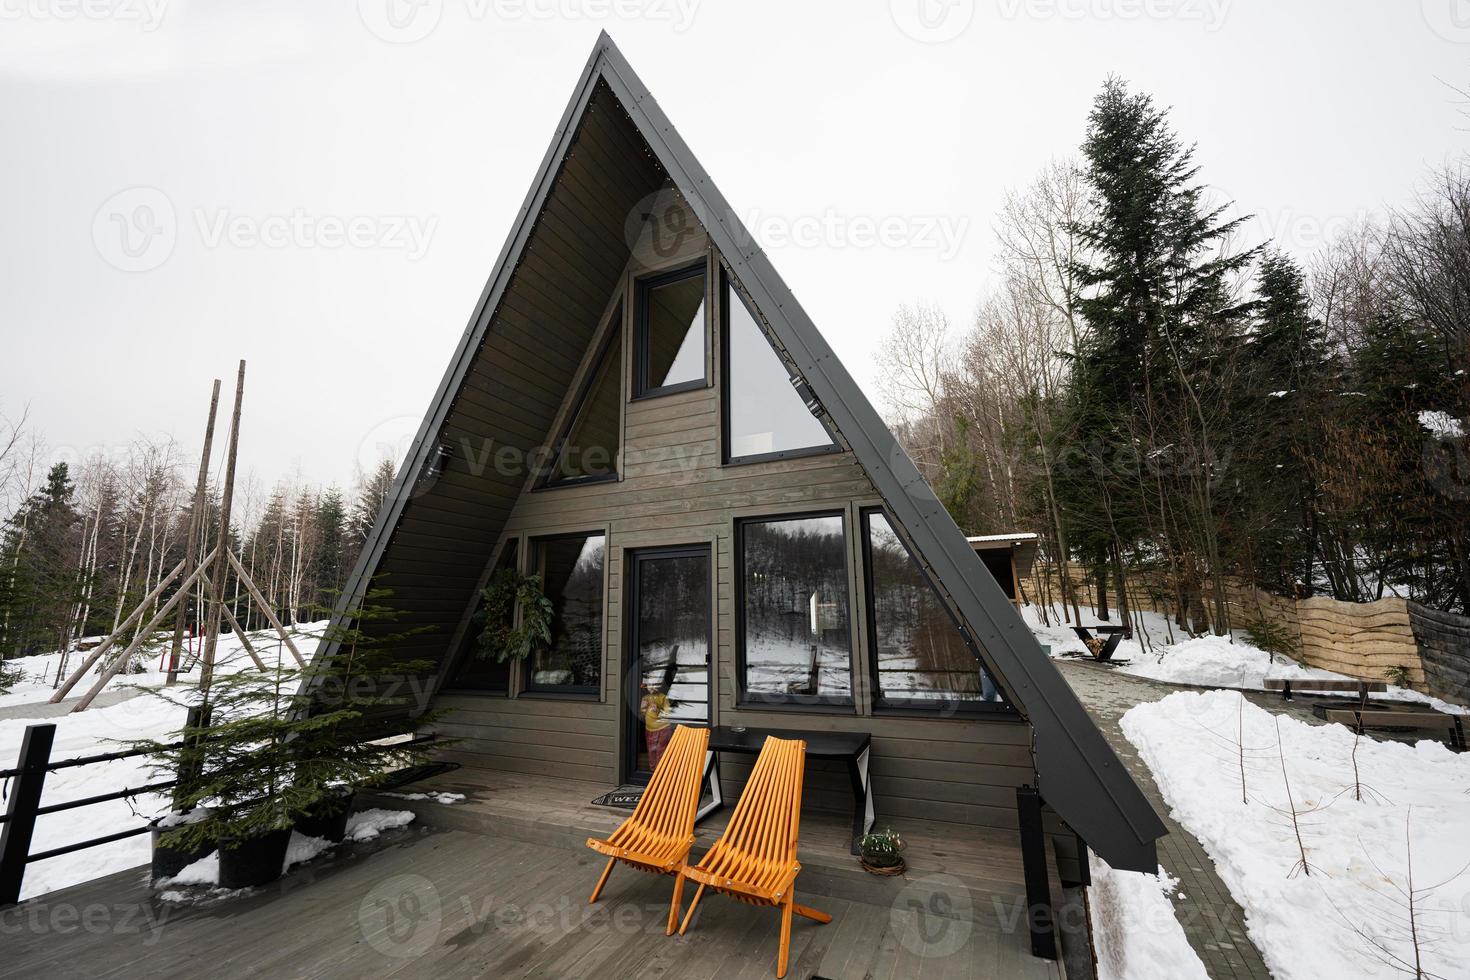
[856,828,906,876]
[137,586,444,888]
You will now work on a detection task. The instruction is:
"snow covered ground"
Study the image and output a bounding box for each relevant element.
[0,623,328,901]
[1123,690,1470,979]
[1023,603,1466,714]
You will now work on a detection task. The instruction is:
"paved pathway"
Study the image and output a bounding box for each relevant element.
[0,686,145,722]
[1054,658,1276,980]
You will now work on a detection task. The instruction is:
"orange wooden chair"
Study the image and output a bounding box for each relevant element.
[675,736,831,979]
[585,723,710,934]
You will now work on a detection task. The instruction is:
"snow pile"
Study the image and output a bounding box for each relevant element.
[1122,690,1470,979]
[1122,633,1343,689]
[345,808,416,841]
[1418,409,1467,440]
[381,790,465,805]
[0,623,328,901]
[1088,854,1208,980]
[159,811,415,899]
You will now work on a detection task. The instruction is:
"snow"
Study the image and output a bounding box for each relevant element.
[0,643,171,710]
[1419,409,1467,439]
[380,791,465,805]
[345,808,416,841]
[1121,690,1470,979]
[156,810,415,901]
[1023,603,1466,714]
[1088,854,1209,980]
[0,623,328,901]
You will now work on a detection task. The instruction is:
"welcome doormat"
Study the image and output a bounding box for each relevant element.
[591,785,645,810]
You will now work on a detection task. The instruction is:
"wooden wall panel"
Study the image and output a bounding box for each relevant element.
[426,192,1039,832]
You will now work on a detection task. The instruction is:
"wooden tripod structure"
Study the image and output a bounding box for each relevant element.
[50,361,308,712]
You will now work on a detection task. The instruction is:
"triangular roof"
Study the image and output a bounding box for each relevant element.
[320,32,1165,873]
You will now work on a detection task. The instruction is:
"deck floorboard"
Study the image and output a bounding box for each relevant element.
[2,770,1061,979]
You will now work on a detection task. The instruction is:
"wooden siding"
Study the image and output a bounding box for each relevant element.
[364,80,666,670]
[431,193,1038,832]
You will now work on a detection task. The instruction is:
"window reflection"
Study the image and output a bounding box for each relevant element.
[548,328,621,485]
[739,514,852,701]
[865,511,1000,705]
[530,533,605,693]
[639,266,706,393]
[725,278,834,460]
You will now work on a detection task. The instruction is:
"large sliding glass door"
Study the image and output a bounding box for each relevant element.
[624,545,712,782]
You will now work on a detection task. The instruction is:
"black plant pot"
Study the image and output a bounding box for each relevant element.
[218,827,292,889]
[150,826,215,883]
[295,791,357,843]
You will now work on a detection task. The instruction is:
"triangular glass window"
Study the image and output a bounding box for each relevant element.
[862,509,1011,711]
[723,272,836,462]
[447,539,518,693]
[545,321,622,486]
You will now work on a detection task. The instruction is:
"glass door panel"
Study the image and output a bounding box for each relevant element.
[627,546,711,780]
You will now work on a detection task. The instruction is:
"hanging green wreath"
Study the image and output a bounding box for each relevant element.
[476,566,554,663]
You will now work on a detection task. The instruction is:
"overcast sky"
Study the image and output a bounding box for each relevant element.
[2,0,1466,500]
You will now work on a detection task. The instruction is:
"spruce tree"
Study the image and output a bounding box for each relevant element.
[1064,77,1260,632]
[1236,252,1334,594]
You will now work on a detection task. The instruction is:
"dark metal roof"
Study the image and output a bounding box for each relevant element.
[319,32,1165,873]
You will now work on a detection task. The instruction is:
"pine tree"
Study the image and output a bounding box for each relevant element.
[312,488,348,607]
[1236,252,1334,594]
[1063,77,1260,632]
[0,463,82,655]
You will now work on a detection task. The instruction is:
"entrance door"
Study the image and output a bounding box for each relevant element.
[624,545,712,783]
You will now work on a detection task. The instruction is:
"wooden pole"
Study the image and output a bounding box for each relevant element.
[199,360,245,698]
[220,604,267,670]
[167,379,221,685]
[48,556,190,703]
[69,549,219,711]
[226,550,306,667]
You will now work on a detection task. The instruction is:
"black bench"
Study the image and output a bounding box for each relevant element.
[697,725,874,854]
[1263,677,1386,711]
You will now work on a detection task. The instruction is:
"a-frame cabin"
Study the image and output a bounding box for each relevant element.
[319,33,1165,887]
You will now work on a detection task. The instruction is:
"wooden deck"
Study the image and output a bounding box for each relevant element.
[1,768,1062,979]
[363,765,1051,915]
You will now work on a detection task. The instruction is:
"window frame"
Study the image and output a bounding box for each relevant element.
[859,507,1016,717]
[720,267,840,466]
[537,319,623,490]
[734,509,857,712]
[633,262,709,400]
[522,529,608,698]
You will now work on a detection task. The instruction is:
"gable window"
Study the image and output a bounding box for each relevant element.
[544,322,622,486]
[526,532,606,695]
[862,509,1007,711]
[737,513,853,706]
[635,264,707,397]
[446,539,519,694]
[722,271,836,463]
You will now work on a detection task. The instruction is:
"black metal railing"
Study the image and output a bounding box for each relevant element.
[0,723,435,906]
